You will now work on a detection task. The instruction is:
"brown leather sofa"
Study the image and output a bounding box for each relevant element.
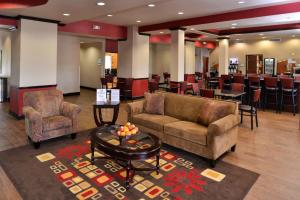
[23,89,81,149]
[127,92,239,167]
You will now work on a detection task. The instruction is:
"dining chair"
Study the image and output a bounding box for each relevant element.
[248,75,261,104]
[200,89,215,98]
[152,74,160,83]
[100,78,107,89]
[280,78,297,115]
[264,77,279,112]
[233,75,245,84]
[221,74,232,90]
[180,81,188,94]
[191,83,199,95]
[149,79,159,93]
[239,89,261,130]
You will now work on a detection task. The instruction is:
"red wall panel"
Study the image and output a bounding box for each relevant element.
[132,79,148,98]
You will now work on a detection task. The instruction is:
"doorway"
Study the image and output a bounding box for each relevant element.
[246,54,263,74]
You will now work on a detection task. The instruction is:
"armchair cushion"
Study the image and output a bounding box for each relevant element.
[60,102,81,119]
[43,116,72,132]
[208,114,239,137]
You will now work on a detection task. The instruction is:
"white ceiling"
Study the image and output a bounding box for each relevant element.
[0,0,297,25]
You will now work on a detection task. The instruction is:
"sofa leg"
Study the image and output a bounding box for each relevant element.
[33,142,40,149]
[27,136,31,142]
[71,133,77,140]
[231,145,236,152]
[210,159,216,168]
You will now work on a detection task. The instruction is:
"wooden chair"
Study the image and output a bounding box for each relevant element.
[231,83,245,102]
[264,77,279,112]
[152,74,160,83]
[180,81,188,94]
[221,74,232,90]
[233,75,245,84]
[240,89,261,130]
[149,79,159,93]
[200,89,215,98]
[100,78,107,89]
[280,78,297,115]
[191,83,199,95]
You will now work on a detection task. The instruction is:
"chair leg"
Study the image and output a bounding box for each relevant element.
[280,91,283,113]
[255,111,258,127]
[275,91,278,113]
[231,145,236,152]
[251,113,253,130]
[33,142,40,149]
[209,159,216,168]
[263,90,267,111]
[71,133,77,139]
[240,111,243,124]
[292,93,296,116]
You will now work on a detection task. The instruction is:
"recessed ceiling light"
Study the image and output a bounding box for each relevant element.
[160,31,164,34]
[238,1,245,4]
[259,33,264,36]
[203,42,207,44]
[63,13,70,16]
[107,14,113,17]
[190,28,195,30]
[232,23,237,26]
[292,35,296,37]
[262,36,266,39]
[136,20,141,23]
[178,12,184,15]
[236,39,240,40]
[97,2,105,6]
[148,4,155,7]
[231,27,236,29]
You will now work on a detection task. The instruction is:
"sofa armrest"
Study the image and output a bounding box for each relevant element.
[60,102,81,132]
[208,114,239,136]
[126,100,145,121]
[23,106,43,142]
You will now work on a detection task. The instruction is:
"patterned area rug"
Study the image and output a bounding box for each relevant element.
[0,129,259,200]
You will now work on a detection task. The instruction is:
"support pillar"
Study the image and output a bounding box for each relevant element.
[170,29,185,82]
[185,41,196,82]
[218,38,229,75]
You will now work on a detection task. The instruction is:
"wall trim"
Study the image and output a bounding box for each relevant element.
[16,15,61,24]
[80,86,97,91]
[63,92,81,96]
[9,111,24,120]
[19,84,57,89]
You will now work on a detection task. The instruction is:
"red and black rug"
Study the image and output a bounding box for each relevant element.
[0,129,259,200]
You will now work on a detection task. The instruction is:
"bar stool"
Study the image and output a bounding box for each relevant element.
[200,89,215,98]
[240,89,261,130]
[231,83,245,102]
[280,78,297,115]
[233,75,245,84]
[248,76,261,104]
[221,74,232,90]
[264,77,279,112]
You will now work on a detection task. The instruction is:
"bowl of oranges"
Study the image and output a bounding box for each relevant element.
[112,122,139,143]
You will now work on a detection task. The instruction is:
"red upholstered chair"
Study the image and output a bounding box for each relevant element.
[231,83,245,102]
[221,74,232,90]
[152,74,160,83]
[280,78,297,115]
[198,80,204,89]
[239,89,261,130]
[191,83,199,95]
[264,77,279,112]
[200,89,215,98]
[163,72,170,84]
[233,75,245,84]
[149,79,159,93]
[180,81,188,94]
[294,75,300,81]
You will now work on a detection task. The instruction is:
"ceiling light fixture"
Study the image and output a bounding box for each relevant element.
[262,36,266,39]
[238,1,245,4]
[160,32,164,34]
[190,28,195,30]
[232,23,237,26]
[97,2,105,6]
[136,20,141,23]
[231,27,236,29]
[148,4,155,7]
[236,39,240,40]
[107,14,113,17]
[259,33,264,36]
[63,13,70,16]
[178,12,184,15]
[203,42,207,45]
[292,35,296,37]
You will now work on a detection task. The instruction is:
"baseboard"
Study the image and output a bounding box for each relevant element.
[9,111,24,120]
[80,86,96,91]
[63,92,80,97]
[132,96,144,100]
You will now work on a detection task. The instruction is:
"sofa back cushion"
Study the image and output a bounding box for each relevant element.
[196,101,234,126]
[23,90,63,118]
[144,92,165,115]
[164,93,236,124]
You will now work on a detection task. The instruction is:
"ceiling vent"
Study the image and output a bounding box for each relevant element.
[269,38,281,42]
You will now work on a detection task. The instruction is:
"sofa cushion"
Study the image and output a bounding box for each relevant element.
[43,116,72,132]
[164,121,208,146]
[197,101,233,126]
[132,113,179,132]
[144,92,164,115]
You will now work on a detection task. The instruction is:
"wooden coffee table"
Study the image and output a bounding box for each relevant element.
[90,126,161,189]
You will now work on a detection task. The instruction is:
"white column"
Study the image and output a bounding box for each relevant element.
[185,41,196,74]
[218,38,229,75]
[170,29,185,82]
[118,26,149,78]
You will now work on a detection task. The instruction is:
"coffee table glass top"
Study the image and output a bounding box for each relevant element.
[91,126,161,154]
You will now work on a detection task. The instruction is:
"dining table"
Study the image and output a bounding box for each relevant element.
[214,89,246,101]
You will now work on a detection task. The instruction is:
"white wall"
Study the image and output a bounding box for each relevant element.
[185,41,196,74]
[57,34,80,94]
[210,38,300,74]
[0,30,11,76]
[195,47,210,73]
[80,42,104,89]
[150,43,171,82]
[19,19,58,87]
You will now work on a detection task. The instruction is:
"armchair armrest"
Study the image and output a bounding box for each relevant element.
[23,106,43,142]
[60,102,81,119]
[208,114,239,137]
[126,100,145,121]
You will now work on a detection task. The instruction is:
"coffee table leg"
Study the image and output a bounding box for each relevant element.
[156,153,160,175]
[91,140,95,165]
[125,160,131,189]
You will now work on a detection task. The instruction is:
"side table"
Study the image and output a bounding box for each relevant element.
[93,101,120,127]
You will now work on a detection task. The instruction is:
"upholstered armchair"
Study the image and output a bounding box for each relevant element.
[23,89,81,149]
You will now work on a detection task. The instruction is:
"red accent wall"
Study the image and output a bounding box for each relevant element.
[59,20,127,40]
[195,41,216,49]
[10,86,56,117]
[132,79,148,98]
[0,17,17,26]
[105,39,118,53]
[150,35,171,44]
[0,0,48,9]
